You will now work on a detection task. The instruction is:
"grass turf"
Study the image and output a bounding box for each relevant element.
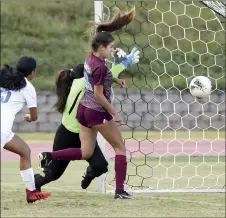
[1,157,225,217]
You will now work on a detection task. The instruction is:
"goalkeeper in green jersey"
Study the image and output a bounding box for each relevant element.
[34,47,140,191]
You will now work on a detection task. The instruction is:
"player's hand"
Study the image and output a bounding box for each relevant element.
[113,113,122,125]
[121,47,140,67]
[24,114,32,122]
[112,48,127,64]
[114,78,125,88]
[114,48,127,59]
[129,47,140,64]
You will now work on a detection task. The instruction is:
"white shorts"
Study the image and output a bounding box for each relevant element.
[1,131,15,150]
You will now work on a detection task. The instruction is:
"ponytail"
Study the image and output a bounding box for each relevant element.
[95,7,135,34]
[54,64,84,113]
[54,69,73,114]
[88,7,135,52]
[0,65,26,91]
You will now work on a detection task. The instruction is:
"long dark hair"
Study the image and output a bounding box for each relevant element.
[54,69,73,114]
[95,7,135,33]
[0,65,26,91]
[89,7,135,51]
[54,64,84,114]
[0,56,36,91]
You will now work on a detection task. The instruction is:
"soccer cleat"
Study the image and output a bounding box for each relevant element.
[26,189,50,203]
[114,190,135,199]
[38,152,52,172]
[81,172,95,189]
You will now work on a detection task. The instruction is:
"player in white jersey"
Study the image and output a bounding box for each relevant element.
[0,56,51,203]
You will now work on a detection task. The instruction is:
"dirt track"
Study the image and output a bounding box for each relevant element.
[1,139,225,162]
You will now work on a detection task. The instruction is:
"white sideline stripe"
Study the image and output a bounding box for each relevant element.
[1,183,225,207]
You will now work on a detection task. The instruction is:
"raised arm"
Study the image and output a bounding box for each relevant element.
[110,47,140,78]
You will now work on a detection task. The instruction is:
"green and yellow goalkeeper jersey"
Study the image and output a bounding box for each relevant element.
[62,63,126,133]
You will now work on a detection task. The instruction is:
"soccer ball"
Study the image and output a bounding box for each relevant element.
[189,76,212,99]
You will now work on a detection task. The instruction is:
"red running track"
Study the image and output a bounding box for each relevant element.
[1,140,225,162]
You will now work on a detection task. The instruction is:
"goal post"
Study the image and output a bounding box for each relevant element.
[201,1,226,18]
[95,1,225,194]
[93,1,108,194]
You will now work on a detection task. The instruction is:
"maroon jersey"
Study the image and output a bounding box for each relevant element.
[79,53,113,112]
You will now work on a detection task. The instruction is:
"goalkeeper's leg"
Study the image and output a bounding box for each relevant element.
[82,142,108,189]
[35,160,69,191]
[35,124,73,190]
[35,124,107,190]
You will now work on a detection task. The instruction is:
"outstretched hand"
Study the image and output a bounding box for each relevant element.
[112,47,140,67]
[114,48,127,59]
[112,48,127,64]
[121,47,140,67]
[128,47,140,64]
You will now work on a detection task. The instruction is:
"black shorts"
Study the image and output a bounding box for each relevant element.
[34,124,108,188]
[52,123,108,177]
[53,124,81,151]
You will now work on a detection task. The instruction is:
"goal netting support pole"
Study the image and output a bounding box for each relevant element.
[94,1,107,194]
[95,1,225,194]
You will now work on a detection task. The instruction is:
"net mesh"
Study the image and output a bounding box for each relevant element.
[98,1,225,192]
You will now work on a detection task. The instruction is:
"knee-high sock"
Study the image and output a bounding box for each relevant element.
[115,155,127,191]
[50,148,82,161]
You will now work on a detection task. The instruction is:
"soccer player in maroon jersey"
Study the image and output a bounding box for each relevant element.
[39,8,136,199]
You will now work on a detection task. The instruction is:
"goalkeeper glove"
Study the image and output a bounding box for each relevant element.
[112,48,127,64]
[121,47,140,67]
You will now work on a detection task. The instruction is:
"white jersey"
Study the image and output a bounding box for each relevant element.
[1,78,37,148]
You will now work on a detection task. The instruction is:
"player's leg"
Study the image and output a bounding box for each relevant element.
[35,160,70,191]
[35,124,73,190]
[82,142,108,189]
[3,134,50,203]
[38,124,97,167]
[35,159,70,191]
[93,119,134,199]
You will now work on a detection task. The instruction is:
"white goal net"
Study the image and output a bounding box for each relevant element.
[95,1,225,193]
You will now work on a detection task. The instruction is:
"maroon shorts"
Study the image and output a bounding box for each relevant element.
[77,104,113,128]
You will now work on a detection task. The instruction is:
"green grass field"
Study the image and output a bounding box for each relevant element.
[1,159,225,217]
[1,131,225,217]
